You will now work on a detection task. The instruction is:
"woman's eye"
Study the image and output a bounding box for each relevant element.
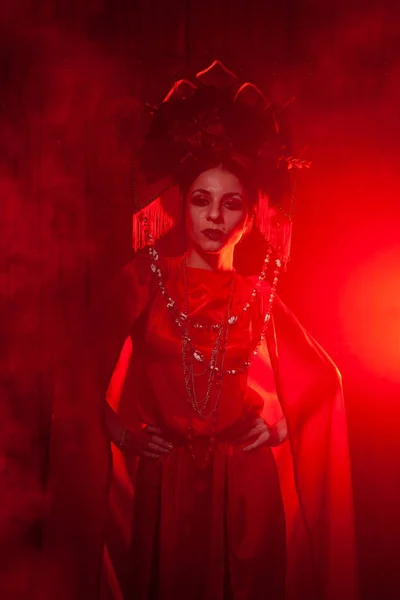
[224,199,243,211]
[191,196,209,206]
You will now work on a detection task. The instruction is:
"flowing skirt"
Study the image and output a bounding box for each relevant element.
[121,438,286,600]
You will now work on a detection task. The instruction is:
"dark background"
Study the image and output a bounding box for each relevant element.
[1,1,399,598]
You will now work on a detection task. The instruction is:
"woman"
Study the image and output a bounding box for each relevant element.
[42,61,357,600]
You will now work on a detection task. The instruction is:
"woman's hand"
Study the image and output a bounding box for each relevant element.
[123,425,174,459]
[232,416,287,451]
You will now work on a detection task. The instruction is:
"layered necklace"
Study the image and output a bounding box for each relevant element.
[147,244,281,380]
[181,256,234,420]
[145,231,281,464]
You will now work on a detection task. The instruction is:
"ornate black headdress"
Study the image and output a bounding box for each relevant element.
[133,60,310,263]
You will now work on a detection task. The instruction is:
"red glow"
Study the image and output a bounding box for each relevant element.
[340,247,400,383]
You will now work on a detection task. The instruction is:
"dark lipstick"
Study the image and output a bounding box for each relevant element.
[202,228,225,240]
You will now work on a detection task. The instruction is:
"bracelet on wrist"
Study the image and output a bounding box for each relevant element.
[118,428,128,453]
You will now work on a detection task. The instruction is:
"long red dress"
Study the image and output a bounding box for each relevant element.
[41,254,357,600]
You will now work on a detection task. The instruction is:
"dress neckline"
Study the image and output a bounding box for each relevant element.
[181,256,236,278]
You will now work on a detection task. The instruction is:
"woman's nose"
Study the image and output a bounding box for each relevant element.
[206,202,223,223]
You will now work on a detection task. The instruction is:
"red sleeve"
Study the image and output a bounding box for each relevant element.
[41,253,155,600]
[88,253,155,395]
[248,290,357,600]
[269,296,357,600]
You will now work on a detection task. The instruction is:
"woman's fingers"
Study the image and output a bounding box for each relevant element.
[142,450,160,459]
[148,441,170,454]
[146,425,163,435]
[140,426,174,457]
[151,435,174,451]
[231,427,258,445]
[140,418,275,457]
[231,419,268,445]
[243,429,271,452]
[144,431,174,455]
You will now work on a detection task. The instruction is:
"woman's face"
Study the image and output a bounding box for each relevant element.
[185,166,251,255]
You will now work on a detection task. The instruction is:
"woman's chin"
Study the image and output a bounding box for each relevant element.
[199,240,227,254]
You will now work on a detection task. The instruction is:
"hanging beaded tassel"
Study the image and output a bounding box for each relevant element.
[266,215,292,267]
[132,181,181,251]
[256,192,292,267]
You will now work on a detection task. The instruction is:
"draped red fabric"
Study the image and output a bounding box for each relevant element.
[41,254,357,600]
[250,295,357,600]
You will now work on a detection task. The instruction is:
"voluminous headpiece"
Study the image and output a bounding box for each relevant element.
[133,60,310,263]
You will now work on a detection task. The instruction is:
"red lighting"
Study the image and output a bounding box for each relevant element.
[340,247,400,383]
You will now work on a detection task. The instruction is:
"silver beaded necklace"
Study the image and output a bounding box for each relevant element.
[181,256,234,418]
[147,244,281,379]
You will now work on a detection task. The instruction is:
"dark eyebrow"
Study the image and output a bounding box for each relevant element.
[191,189,243,199]
[191,188,211,195]
[222,192,243,199]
